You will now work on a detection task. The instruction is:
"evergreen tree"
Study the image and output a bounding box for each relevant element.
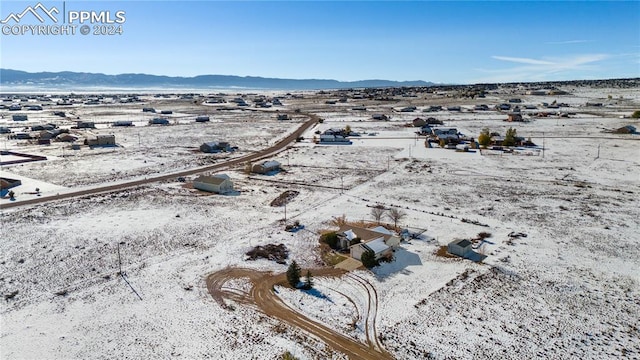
[504,127,517,147]
[303,270,313,290]
[361,250,377,269]
[286,261,301,288]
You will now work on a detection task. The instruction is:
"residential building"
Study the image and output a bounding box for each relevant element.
[200,141,230,153]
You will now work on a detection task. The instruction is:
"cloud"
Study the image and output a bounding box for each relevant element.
[491,56,555,65]
[473,54,611,83]
[545,40,592,45]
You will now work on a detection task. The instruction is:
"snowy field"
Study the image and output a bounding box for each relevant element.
[1,86,639,359]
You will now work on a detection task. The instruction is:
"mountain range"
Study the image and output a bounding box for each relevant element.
[0,69,433,90]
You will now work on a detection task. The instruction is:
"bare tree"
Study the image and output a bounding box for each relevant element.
[371,206,386,225]
[387,207,407,230]
[330,214,348,227]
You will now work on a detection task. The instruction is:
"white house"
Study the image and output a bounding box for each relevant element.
[193,174,233,194]
[335,225,400,261]
[351,238,393,261]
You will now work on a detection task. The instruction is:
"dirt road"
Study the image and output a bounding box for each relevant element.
[1,113,319,210]
[206,267,394,360]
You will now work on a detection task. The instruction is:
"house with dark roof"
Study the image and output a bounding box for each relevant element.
[149,118,170,125]
[113,121,134,127]
[318,134,352,144]
[506,113,523,122]
[412,118,427,127]
[200,141,230,153]
[1,177,22,196]
[372,114,389,121]
[77,121,95,129]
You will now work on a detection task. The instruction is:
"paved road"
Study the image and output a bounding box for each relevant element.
[206,267,394,360]
[1,113,319,210]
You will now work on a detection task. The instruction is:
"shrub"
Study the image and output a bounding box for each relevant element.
[282,351,299,360]
[330,214,348,227]
[320,232,339,249]
[478,128,491,147]
[631,110,640,119]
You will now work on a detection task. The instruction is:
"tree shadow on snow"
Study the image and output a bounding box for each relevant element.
[301,287,334,303]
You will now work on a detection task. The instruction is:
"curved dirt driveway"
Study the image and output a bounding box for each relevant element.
[1,113,319,210]
[206,267,394,360]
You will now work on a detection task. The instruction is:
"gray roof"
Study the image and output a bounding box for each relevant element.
[193,175,230,186]
[451,239,472,248]
[363,238,390,255]
[260,160,281,168]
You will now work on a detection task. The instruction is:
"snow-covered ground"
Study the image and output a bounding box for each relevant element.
[1,86,639,359]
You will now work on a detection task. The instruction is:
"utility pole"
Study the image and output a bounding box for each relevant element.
[117,242,123,275]
[542,132,545,158]
[596,143,600,160]
[341,175,344,194]
[117,242,142,300]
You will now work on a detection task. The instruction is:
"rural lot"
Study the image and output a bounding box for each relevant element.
[1,81,639,359]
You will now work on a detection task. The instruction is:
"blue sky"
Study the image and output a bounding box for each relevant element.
[1,1,639,83]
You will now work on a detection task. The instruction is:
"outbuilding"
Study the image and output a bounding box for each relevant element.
[447,239,472,258]
[193,174,234,194]
[252,160,281,174]
[86,134,116,146]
